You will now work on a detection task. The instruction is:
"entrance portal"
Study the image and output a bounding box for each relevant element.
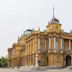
[66,55,71,66]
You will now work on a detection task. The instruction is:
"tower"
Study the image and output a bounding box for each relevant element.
[46,7,62,32]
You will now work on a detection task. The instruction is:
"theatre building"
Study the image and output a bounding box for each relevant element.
[8,15,72,68]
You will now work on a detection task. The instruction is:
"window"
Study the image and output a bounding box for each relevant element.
[40,38,45,53]
[56,38,58,49]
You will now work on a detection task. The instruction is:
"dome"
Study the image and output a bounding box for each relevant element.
[48,17,60,24]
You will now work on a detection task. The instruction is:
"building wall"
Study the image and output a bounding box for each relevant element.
[8,23,72,68]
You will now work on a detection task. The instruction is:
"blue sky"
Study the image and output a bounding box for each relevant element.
[0,0,72,57]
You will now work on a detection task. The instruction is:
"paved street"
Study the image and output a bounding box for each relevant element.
[0,67,72,72]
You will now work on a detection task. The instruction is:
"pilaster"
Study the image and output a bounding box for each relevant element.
[35,53,38,67]
[69,40,71,51]
[61,38,63,50]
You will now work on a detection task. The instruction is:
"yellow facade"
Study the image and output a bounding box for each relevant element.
[8,16,72,68]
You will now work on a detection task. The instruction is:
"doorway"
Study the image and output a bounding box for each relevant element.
[66,55,71,66]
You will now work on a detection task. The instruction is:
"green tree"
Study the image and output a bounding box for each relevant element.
[0,59,2,67]
[0,57,8,67]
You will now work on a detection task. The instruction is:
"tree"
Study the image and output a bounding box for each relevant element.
[0,57,8,67]
[0,59,2,67]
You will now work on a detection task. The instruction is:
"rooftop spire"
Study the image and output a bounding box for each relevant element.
[53,5,55,19]
[48,5,60,24]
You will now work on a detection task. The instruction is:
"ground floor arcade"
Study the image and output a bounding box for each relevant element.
[8,53,72,68]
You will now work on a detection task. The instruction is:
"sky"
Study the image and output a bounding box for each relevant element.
[0,0,72,57]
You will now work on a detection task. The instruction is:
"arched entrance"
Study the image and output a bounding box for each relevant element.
[66,55,71,66]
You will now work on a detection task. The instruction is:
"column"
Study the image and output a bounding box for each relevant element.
[54,37,56,49]
[61,38,63,49]
[35,53,38,67]
[64,57,66,67]
[49,37,51,49]
[69,40,71,51]
[35,36,39,67]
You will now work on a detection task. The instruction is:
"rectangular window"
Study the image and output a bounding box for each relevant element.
[49,37,51,49]
[54,37,59,50]
[56,38,58,49]
[40,38,45,53]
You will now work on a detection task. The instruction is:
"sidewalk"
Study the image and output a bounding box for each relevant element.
[13,66,72,72]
